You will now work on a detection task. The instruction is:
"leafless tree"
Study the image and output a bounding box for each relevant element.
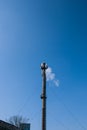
[7,115,29,127]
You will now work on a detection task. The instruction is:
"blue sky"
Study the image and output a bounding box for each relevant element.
[0,0,87,130]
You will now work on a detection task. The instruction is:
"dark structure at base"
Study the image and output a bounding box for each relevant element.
[0,120,30,130]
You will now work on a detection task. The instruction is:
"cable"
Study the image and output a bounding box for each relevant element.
[17,85,39,115]
[47,110,71,130]
[50,89,86,130]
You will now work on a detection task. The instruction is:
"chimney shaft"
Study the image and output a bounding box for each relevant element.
[41,63,48,130]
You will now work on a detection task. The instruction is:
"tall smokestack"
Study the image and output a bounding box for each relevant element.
[41,63,48,130]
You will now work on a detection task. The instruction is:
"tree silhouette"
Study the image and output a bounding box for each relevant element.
[7,115,29,127]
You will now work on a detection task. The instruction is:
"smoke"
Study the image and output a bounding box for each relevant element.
[46,67,59,87]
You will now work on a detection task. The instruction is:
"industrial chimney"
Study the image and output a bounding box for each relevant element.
[41,63,48,130]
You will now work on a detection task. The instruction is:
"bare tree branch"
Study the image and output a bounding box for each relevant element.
[7,115,29,127]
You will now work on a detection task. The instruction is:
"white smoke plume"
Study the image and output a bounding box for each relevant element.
[46,67,59,87]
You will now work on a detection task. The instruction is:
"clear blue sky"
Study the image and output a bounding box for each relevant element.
[0,0,87,130]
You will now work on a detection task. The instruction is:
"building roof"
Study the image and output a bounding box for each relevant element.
[0,120,19,130]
